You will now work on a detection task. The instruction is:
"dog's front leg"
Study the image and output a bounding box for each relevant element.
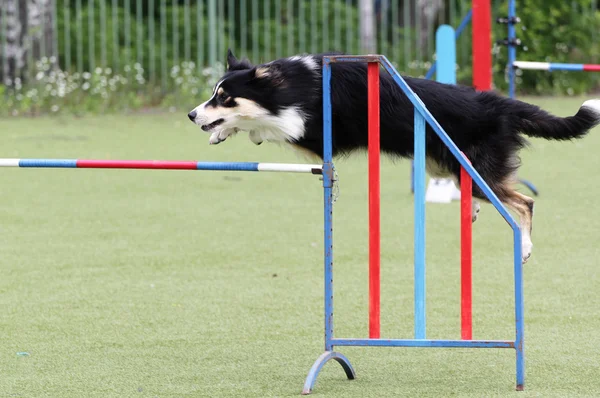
[249,130,263,145]
[208,128,238,145]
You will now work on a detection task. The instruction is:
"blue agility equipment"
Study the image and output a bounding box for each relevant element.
[302,55,525,394]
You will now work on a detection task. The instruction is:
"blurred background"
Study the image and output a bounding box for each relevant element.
[0,0,599,116]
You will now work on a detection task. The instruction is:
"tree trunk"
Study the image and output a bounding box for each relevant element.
[418,0,444,52]
[0,0,55,87]
[360,0,376,53]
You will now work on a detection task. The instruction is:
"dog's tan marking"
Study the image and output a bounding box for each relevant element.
[426,157,452,178]
[494,182,535,263]
[217,87,224,95]
[255,67,269,78]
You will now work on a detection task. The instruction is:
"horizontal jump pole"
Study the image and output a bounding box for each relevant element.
[0,159,323,174]
[514,61,600,72]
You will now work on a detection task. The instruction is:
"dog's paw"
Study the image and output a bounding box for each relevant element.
[521,240,533,264]
[209,132,225,145]
[472,201,481,223]
[249,130,263,145]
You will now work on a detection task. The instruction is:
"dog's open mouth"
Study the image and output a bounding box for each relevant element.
[201,118,225,132]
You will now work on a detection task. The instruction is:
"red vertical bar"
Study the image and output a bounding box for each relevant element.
[460,156,473,340]
[368,61,380,339]
[472,0,492,91]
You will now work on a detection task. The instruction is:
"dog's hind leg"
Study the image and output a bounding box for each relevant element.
[471,200,481,223]
[499,188,535,264]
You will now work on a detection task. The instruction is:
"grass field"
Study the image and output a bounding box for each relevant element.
[1,96,600,397]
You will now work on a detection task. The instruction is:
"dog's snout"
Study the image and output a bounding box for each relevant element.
[187,110,197,122]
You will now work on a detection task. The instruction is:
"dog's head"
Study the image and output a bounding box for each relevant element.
[187,49,293,145]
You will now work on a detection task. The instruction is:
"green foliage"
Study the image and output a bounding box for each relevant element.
[0,57,223,117]
[4,0,600,116]
[491,0,600,95]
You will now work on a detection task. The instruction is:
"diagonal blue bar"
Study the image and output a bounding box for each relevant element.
[413,111,426,339]
[376,55,520,231]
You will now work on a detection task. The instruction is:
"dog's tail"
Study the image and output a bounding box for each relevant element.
[514,99,600,141]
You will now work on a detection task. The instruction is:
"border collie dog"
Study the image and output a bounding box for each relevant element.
[188,49,600,264]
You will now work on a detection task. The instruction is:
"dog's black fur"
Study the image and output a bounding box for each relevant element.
[225,51,599,197]
[190,50,600,262]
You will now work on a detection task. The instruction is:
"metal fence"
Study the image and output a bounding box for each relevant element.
[0,0,482,86]
[0,0,598,90]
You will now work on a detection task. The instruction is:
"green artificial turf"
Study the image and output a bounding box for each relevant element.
[1,97,599,397]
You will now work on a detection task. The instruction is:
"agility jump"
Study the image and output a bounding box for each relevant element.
[0,56,526,395]
[301,54,525,395]
[0,159,322,174]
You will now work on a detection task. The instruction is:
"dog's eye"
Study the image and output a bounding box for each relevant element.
[218,92,228,102]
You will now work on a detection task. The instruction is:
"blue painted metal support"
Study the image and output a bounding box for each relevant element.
[424,9,473,80]
[436,25,457,85]
[514,229,525,391]
[302,54,355,396]
[508,0,517,99]
[413,110,427,339]
[517,179,539,196]
[322,60,335,353]
[331,338,515,348]
[303,54,525,394]
[505,0,539,197]
[301,351,355,395]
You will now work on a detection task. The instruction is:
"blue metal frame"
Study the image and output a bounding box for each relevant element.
[508,0,517,99]
[423,9,473,81]
[413,110,427,339]
[302,55,525,394]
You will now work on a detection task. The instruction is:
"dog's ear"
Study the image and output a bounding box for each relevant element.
[252,63,285,86]
[226,49,238,70]
[227,48,254,71]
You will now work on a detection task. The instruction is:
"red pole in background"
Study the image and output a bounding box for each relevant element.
[467,0,490,341]
[472,0,492,91]
[460,154,473,340]
[368,61,380,339]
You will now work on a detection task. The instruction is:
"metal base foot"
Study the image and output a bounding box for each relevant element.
[301,351,355,395]
[517,178,539,196]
